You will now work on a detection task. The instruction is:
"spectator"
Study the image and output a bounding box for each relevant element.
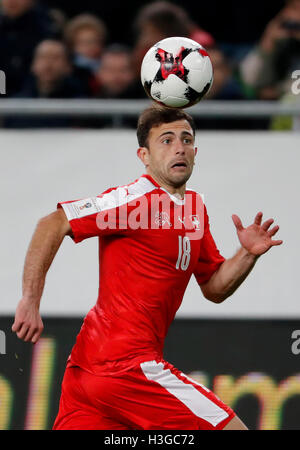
[27,39,85,97]
[94,44,144,99]
[194,48,269,130]
[5,39,87,128]
[239,0,300,100]
[0,0,59,96]
[78,44,144,129]
[132,1,215,76]
[65,13,107,94]
[206,48,244,100]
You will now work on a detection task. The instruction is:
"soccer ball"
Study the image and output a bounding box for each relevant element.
[141,36,213,108]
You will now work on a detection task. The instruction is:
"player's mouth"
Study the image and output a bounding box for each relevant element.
[170,160,188,170]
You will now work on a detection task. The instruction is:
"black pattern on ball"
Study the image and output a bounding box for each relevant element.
[184,81,212,106]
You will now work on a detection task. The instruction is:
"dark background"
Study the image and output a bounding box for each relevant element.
[1,317,300,430]
[41,0,286,45]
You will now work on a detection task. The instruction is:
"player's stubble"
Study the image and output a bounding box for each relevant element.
[138,120,197,196]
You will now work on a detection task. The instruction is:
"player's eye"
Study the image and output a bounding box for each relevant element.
[183,138,192,144]
[162,138,171,144]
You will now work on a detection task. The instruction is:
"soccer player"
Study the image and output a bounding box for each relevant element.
[12,106,282,430]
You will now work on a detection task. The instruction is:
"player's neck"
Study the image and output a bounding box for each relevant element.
[146,172,186,199]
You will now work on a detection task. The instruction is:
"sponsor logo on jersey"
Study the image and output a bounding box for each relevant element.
[190,215,201,230]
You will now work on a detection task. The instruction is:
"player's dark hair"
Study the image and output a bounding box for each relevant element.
[137,104,196,148]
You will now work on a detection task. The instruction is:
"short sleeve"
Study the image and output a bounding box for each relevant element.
[194,205,225,285]
[57,186,140,243]
[57,197,102,243]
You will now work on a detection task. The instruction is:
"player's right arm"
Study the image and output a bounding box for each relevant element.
[12,183,141,344]
[12,209,71,344]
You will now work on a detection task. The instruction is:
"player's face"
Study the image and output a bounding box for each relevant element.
[141,120,197,189]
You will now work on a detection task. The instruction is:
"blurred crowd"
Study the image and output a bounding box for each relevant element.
[0,0,299,128]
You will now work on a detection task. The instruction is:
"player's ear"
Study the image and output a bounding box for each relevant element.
[137,147,150,167]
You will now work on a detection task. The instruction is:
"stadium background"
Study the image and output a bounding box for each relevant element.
[0,0,300,430]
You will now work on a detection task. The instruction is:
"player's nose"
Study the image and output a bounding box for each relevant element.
[174,138,185,154]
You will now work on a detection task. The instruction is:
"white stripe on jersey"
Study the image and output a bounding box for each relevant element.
[61,176,157,221]
[140,360,228,427]
[159,188,205,206]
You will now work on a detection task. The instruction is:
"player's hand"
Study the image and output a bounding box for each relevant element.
[12,298,44,344]
[232,212,283,257]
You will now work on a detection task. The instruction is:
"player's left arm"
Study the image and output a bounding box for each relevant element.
[200,212,283,303]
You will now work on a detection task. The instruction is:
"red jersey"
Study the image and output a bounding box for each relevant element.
[58,174,225,376]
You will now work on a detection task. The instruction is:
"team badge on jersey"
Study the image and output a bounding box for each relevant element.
[154,211,172,227]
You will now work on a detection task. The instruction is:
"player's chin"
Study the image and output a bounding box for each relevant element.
[168,167,191,186]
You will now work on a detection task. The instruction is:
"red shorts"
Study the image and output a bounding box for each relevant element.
[53,358,235,430]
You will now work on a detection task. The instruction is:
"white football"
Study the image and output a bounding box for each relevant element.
[141,36,213,108]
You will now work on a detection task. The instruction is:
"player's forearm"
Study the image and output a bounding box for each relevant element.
[22,211,68,304]
[201,247,259,303]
